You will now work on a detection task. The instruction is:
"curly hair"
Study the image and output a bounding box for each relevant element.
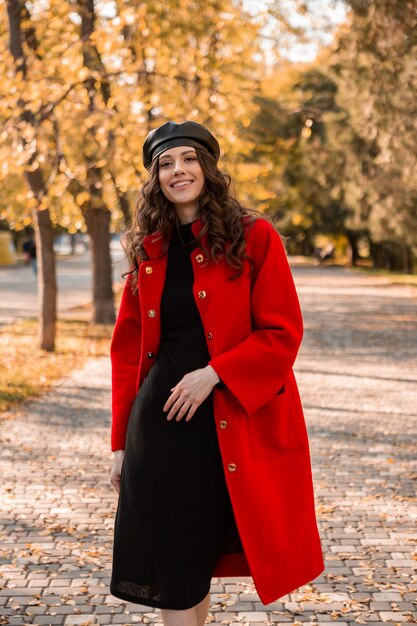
[121,146,275,292]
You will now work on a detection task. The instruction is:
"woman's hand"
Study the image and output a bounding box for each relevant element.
[163,365,220,422]
[110,450,125,494]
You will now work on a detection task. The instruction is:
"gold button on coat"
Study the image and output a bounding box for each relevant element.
[145,266,153,274]
[219,420,227,429]
[198,290,206,299]
[207,332,213,340]
[195,253,204,263]
[227,463,237,472]
[147,309,156,317]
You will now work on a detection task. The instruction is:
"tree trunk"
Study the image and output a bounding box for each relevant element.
[346,230,360,266]
[110,171,132,228]
[118,190,132,230]
[33,208,57,350]
[8,0,57,350]
[24,164,57,351]
[402,243,412,274]
[369,239,383,269]
[76,0,115,323]
[83,207,115,324]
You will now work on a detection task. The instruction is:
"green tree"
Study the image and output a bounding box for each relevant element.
[332,0,417,270]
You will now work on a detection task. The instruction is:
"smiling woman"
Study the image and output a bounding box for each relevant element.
[108,120,324,626]
[158,147,205,207]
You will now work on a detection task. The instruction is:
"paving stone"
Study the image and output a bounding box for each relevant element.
[0,588,44,596]
[28,579,50,587]
[255,601,285,610]
[372,593,404,601]
[1,268,416,626]
[378,612,413,622]
[370,602,393,610]
[236,611,269,620]
[112,616,138,624]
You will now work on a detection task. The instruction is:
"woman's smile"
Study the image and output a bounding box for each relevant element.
[171,180,194,189]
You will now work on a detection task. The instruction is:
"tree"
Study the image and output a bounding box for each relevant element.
[331,0,417,270]
[5,0,57,350]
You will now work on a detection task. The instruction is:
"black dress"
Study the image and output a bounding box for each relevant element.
[110,219,243,610]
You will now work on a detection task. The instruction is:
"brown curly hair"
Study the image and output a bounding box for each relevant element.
[122,146,275,292]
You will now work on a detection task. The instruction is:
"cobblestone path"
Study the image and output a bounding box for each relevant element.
[1,266,416,625]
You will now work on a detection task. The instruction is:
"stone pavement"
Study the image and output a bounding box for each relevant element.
[1,266,416,625]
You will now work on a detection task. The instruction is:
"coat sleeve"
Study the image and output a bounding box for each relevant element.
[208,219,303,416]
[110,272,142,451]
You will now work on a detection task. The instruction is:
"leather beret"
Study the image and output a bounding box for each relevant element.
[142,120,220,170]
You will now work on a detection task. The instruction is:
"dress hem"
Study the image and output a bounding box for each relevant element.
[109,582,212,611]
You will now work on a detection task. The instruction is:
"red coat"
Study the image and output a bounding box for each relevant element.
[110,216,325,605]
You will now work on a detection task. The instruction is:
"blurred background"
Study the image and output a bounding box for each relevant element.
[0,0,416,360]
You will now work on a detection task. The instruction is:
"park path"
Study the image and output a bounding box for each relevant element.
[0,243,127,325]
[1,265,416,625]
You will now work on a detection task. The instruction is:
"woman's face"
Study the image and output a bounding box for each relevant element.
[157,145,205,209]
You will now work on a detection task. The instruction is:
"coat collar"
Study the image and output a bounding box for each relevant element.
[142,216,207,259]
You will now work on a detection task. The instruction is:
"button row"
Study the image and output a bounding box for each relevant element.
[148,292,207,319]
[218,420,236,471]
[146,253,205,274]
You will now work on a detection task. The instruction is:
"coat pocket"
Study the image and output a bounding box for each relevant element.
[247,386,305,459]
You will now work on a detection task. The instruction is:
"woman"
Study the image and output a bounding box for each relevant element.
[109,120,325,626]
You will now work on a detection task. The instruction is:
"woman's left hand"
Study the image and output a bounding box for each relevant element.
[163,365,220,422]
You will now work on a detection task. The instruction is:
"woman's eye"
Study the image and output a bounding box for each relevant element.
[160,157,195,168]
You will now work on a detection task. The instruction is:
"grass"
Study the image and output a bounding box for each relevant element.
[0,317,113,413]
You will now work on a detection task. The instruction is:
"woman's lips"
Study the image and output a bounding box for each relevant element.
[171,180,194,189]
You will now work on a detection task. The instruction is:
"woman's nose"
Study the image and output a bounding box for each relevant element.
[173,161,185,173]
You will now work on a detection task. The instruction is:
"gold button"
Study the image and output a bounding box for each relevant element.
[195,254,204,263]
[220,420,227,429]
[227,463,236,472]
[147,309,156,318]
[145,266,153,274]
[207,332,213,340]
[198,290,206,299]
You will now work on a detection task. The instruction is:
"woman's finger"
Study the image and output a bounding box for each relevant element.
[165,395,184,420]
[184,405,197,422]
[163,389,179,413]
[175,400,193,422]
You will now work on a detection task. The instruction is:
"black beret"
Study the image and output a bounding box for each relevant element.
[142,120,220,170]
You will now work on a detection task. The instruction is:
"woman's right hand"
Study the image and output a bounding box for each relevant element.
[110,450,125,494]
